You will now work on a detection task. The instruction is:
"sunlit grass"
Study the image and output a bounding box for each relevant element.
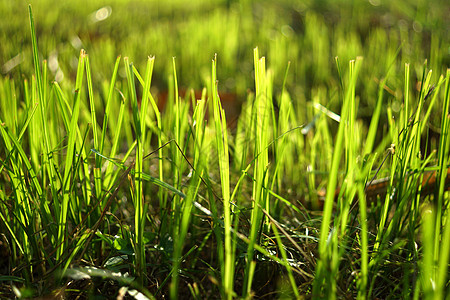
[0,2,449,299]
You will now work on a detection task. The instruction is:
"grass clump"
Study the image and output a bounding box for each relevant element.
[0,1,449,299]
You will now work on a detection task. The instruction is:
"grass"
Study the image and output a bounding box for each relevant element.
[0,0,449,298]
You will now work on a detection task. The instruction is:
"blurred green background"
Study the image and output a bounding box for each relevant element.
[1,0,449,117]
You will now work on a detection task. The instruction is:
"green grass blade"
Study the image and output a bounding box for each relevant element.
[124,57,146,286]
[100,55,121,154]
[211,54,234,299]
[58,50,86,261]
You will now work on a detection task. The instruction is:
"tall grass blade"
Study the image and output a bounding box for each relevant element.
[211,55,235,299]
[124,57,146,285]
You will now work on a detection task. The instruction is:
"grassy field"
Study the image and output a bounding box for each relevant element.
[1,0,449,299]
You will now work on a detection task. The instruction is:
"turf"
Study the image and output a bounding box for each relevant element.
[0,1,449,299]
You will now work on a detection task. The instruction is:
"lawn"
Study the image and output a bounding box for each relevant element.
[0,0,449,299]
